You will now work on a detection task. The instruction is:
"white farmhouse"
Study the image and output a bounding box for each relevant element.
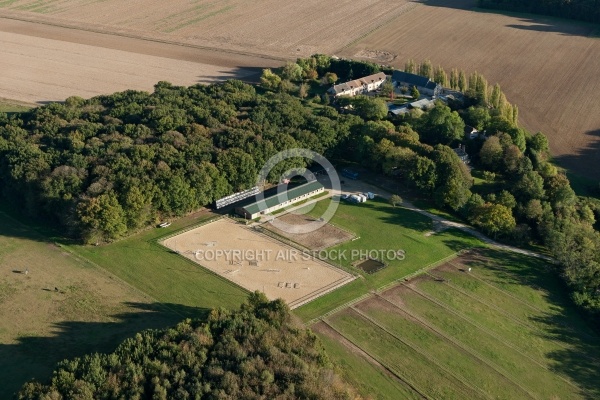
[328,72,387,97]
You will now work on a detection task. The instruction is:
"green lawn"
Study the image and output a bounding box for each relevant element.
[69,212,248,316]
[294,197,483,321]
[317,249,600,399]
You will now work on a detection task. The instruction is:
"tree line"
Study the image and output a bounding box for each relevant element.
[478,0,600,24]
[18,293,358,399]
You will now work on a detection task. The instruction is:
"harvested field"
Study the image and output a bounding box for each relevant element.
[0,1,413,58]
[161,218,355,309]
[262,212,355,250]
[342,0,600,180]
[0,23,268,104]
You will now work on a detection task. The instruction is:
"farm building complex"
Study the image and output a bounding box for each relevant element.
[392,70,442,97]
[328,72,387,97]
[236,181,325,219]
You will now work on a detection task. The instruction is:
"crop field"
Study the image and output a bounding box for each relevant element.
[0,0,414,58]
[314,249,600,399]
[161,218,355,309]
[292,197,483,321]
[0,25,265,104]
[0,205,185,398]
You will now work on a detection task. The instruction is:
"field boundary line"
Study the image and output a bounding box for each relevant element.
[320,319,431,400]
[253,224,309,252]
[0,208,187,318]
[55,243,193,319]
[305,292,373,326]
[155,217,252,296]
[447,260,550,315]
[156,215,226,243]
[349,306,490,400]
[449,260,600,342]
[374,294,541,398]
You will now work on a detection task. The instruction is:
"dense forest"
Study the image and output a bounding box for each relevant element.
[478,0,600,24]
[0,54,598,319]
[18,293,358,399]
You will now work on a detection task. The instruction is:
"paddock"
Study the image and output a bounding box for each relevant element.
[161,218,355,309]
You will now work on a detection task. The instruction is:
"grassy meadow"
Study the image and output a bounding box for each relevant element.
[315,249,600,399]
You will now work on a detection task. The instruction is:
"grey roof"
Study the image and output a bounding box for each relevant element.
[243,181,324,215]
[330,72,387,95]
[388,105,409,115]
[425,81,438,90]
[392,71,431,88]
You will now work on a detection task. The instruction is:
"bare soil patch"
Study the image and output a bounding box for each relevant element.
[161,218,354,309]
[354,49,397,63]
[262,212,355,250]
[355,258,387,274]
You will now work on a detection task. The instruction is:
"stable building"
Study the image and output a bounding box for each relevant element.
[328,72,387,97]
[236,181,325,219]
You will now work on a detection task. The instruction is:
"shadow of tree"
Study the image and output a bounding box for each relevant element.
[555,129,600,185]
[421,0,598,38]
[459,248,600,398]
[0,302,209,399]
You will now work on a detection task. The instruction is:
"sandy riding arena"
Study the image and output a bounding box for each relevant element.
[161,218,355,309]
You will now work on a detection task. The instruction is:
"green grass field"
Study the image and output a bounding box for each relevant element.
[69,212,248,316]
[315,249,600,399]
[293,198,483,321]
[0,99,33,114]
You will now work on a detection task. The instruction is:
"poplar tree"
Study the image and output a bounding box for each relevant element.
[434,65,449,86]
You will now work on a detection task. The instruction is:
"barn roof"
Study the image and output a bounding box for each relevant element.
[392,71,431,87]
[242,181,324,215]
